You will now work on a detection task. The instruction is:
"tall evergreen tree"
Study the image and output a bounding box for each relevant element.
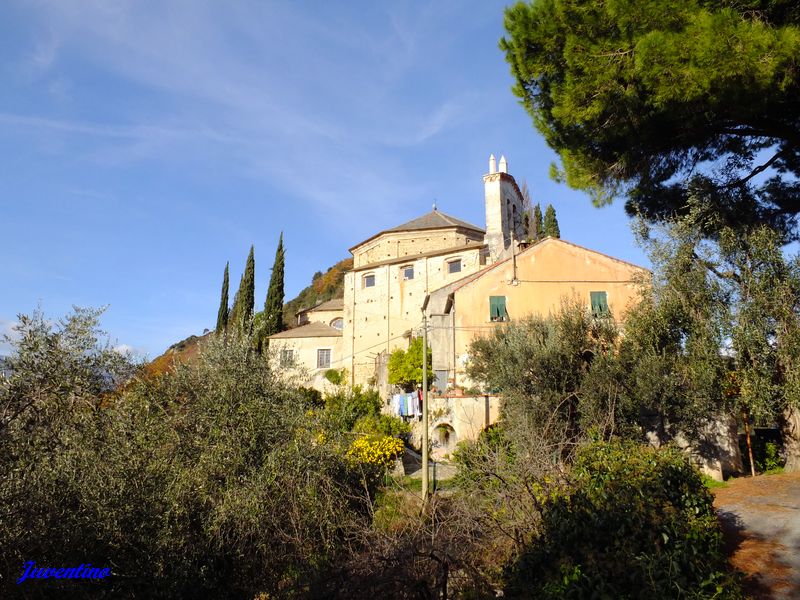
[229,286,241,335]
[229,246,256,336]
[532,203,544,241]
[215,262,230,335]
[520,181,533,239]
[239,245,256,334]
[501,0,800,235]
[259,233,286,351]
[544,204,560,238]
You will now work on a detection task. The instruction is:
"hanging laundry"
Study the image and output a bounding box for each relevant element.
[409,393,419,418]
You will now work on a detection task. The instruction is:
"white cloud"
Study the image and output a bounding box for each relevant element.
[112,343,133,355]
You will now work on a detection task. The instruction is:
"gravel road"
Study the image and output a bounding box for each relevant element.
[714,472,800,600]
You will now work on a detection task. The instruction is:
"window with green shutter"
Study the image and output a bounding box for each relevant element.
[489,296,508,322]
[590,291,609,317]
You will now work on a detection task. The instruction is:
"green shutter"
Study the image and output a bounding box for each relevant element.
[489,296,507,321]
[590,291,608,317]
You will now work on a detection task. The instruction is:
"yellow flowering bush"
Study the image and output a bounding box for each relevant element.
[347,435,405,469]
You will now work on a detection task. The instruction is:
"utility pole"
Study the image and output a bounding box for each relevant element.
[421,311,429,501]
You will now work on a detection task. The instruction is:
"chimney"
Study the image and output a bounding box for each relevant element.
[498,155,508,173]
[489,154,496,174]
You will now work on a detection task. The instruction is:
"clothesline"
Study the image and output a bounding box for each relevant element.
[389,391,423,420]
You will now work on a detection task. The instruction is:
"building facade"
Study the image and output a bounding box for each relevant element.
[272,154,648,400]
[425,237,649,390]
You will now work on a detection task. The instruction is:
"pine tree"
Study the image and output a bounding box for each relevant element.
[259,233,286,351]
[215,262,230,335]
[502,1,800,235]
[532,203,544,240]
[544,204,560,238]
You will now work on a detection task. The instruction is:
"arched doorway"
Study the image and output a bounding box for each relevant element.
[434,423,457,458]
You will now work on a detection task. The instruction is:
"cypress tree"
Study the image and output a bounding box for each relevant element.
[239,245,256,334]
[532,203,544,240]
[544,204,560,238]
[229,286,241,334]
[259,233,286,351]
[215,262,230,335]
[229,246,256,336]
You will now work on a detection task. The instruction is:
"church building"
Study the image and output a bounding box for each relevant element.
[269,155,647,396]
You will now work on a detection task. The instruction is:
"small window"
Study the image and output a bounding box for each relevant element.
[447,259,462,274]
[402,265,414,280]
[489,296,508,322]
[330,317,343,330]
[363,273,375,288]
[317,348,331,369]
[280,349,293,367]
[590,291,609,318]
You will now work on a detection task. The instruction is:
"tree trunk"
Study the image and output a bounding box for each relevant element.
[781,405,800,472]
[743,411,756,477]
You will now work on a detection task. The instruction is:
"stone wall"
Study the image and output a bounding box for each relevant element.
[404,394,503,460]
[484,172,525,263]
[268,334,343,393]
[351,228,484,269]
[343,245,484,387]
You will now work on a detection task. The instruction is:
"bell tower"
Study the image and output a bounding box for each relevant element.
[484,153,525,263]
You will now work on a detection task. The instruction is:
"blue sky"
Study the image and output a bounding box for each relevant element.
[0,0,648,358]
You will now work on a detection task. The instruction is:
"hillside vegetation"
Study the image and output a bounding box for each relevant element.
[145,257,352,375]
[281,257,351,327]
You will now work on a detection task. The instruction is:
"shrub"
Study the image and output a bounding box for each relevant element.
[352,413,410,438]
[323,385,381,431]
[0,312,375,599]
[739,431,786,474]
[347,435,405,469]
[324,368,345,385]
[387,337,433,391]
[505,441,743,599]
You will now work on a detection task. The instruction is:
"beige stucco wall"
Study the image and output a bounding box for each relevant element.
[429,238,648,388]
[270,335,343,393]
[306,308,343,328]
[406,394,503,459]
[351,228,484,269]
[343,245,485,389]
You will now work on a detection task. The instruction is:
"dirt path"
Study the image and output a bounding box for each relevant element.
[713,472,800,599]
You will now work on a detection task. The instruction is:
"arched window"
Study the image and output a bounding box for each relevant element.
[330,317,344,330]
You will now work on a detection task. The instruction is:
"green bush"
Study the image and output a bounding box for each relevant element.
[505,441,743,599]
[0,311,375,599]
[353,413,410,437]
[387,337,433,392]
[324,368,345,385]
[323,385,381,431]
[740,433,786,474]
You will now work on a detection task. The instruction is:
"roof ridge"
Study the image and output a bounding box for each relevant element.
[349,209,484,252]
